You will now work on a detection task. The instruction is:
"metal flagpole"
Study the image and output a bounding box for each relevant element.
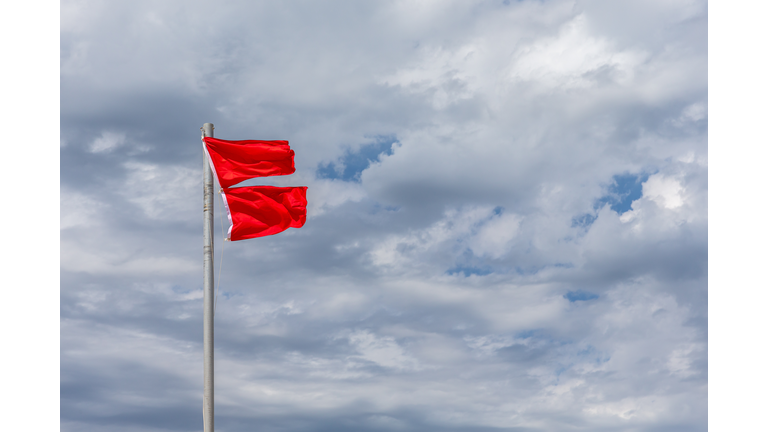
[202,122,215,432]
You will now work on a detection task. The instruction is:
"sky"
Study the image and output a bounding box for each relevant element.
[57,1,712,431]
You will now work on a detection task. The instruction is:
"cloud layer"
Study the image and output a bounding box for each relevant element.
[61,1,707,431]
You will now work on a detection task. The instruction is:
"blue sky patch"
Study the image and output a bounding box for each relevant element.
[564,290,599,302]
[572,172,650,228]
[597,172,650,214]
[316,135,398,182]
[447,265,493,277]
[571,213,597,228]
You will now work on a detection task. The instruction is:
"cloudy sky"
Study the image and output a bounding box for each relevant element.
[57,1,712,431]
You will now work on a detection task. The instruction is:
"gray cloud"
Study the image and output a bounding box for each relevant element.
[61,1,707,431]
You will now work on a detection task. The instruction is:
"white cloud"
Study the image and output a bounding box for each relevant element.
[681,102,707,122]
[380,43,482,109]
[509,14,647,89]
[369,206,499,269]
[347,330,420,371]
[60,244,197,276]
[306,179,366,217]
[667,342,705,378]
[121,161,198,221]
[468,212,522,259]
[643,174,684,209]
[89,131,126,153]
[61,188,107,229]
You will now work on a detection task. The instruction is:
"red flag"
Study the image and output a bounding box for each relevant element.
[221,186,307,241]
[204,137,296,188]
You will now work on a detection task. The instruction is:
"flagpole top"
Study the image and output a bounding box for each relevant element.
[202,123,214,138]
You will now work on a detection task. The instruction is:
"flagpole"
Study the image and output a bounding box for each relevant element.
[202,122,215,432]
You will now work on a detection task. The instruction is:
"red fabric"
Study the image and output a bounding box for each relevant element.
[204,137,295,188]
[222,186,307,241]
